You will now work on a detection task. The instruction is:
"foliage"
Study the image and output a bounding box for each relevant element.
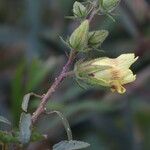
[0,0,149,150]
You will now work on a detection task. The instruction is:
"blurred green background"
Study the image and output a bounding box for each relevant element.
[0,0,150,149]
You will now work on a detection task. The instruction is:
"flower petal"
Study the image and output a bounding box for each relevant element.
[117,53,138,68]
[92,57,114,67]
[121,70,136,84]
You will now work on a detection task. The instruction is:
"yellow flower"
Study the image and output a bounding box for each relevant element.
[75,53,138,94]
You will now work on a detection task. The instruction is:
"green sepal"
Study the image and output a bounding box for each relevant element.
[99,0,120,13]
[74,58,113,87]
[74,59,111,79]
[88,30,109,48]
[73,1,87,19]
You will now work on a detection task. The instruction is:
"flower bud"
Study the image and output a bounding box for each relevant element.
[75,53,138,94]
[99,0,120,13]
[73,1,87,18]
[69,20,89,51]
[88,30,109,48]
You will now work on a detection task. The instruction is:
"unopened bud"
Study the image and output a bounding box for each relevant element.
[69,20,89,52]
[88,30,109,48]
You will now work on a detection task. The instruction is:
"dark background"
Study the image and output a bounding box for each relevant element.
[0,0,150,149]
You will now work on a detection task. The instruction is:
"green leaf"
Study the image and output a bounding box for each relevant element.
[73,1,87,18]
[99,0,120,13]
[0,131,19,143]
[26,59,48,91]
[26,57,59,91]
[48,111,72,141]
[53,140,90,150]
[19,113,32,144]
[0,130,45,144]
[21,93,31,112]
[22,93,42,112]
[11,62,25,125]
[0,116,11,125]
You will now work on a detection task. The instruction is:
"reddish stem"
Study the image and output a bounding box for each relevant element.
[88,1,98,22]
[32,51,76,123]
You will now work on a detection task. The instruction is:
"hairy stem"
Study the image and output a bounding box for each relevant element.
[88,1,98,22]
[32,51,77,123]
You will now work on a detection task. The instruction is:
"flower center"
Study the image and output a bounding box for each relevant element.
[110,80,126,94]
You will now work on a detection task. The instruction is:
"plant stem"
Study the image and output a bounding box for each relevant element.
[88,9,97,22]
[88,1,98,22]
[31,4,97,124]
[32,51,77,124]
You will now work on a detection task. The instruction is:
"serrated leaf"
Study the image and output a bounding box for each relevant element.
[19,113,32,144]
[21,93,31,112]
[0,116,11,125]
[53,140,90,150]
